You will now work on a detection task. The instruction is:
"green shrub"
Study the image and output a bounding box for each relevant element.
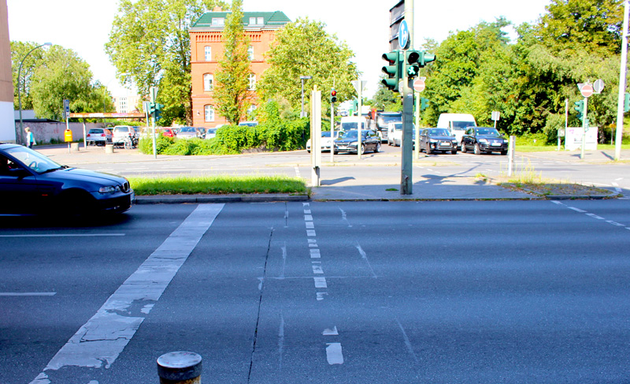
[138,136,174,154]
[515,132,548,146]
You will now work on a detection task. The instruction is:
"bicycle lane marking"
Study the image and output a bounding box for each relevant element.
[302,202,344,365]
[30,204,225,384]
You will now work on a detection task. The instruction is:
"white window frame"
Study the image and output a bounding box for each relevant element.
[203,74,213,92]
[204,105,215,122]
[204,46,212,61]
[248,74,256,91]
[248,46,254,61]
[211,18,224,27]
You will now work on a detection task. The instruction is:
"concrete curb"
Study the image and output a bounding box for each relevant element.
[134,193,309,204]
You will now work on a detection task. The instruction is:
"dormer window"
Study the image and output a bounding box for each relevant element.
[249,17,264,26]
[211,18,225,27]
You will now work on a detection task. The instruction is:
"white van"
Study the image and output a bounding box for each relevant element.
[436,113,476,147]
[340,116,369,131]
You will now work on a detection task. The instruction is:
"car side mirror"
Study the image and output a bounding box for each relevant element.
[8,167,30,178]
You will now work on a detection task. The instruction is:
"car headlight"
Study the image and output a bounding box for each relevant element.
[429,139,437,143]
[99,185,119,194]
[479,139,488,144]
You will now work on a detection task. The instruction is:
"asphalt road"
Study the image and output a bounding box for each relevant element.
[2,200,630,383]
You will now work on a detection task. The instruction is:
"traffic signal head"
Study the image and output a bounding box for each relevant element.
[625,93,630,113]
[420,97,430,111]
[330,89,337,103]
[154,103,164,121]
[407,50,436,78]
[574,100,584,122]
[381,50,401,92]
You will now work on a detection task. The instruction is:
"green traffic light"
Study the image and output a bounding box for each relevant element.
[381,50,401,92]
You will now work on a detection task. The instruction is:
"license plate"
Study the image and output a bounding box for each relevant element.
[491,142,501,146]
[440,141,451,146]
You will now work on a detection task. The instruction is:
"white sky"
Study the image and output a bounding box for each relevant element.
[6,0,551,98]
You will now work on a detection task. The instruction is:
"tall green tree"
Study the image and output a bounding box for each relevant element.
[213,0,251,124]
[106,0,225,125]
[258,17,359,114]
[12,43,113,121]
[536,0,623,55]
[11,41,48,110]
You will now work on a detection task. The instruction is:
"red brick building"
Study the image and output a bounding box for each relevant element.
[189,9,290,128]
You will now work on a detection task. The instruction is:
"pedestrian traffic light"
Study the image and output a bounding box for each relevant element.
[407,50,436,78]
[420,97,430,111]
[381,51,402,92]
[625,93,630,113]
[574,100,584,122]
[330,89,337,103]
[148,102,156,115]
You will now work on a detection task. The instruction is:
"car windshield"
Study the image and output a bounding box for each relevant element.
[380,114,401,124]
[6,146,64,174]
[476,128,500,136]
[338,130,366,139]
[451,121,474,130]
[428,129,451,136]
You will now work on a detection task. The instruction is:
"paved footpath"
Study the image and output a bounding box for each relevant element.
[35,144,630,202]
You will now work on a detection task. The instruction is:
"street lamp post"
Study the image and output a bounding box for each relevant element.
[300,76,312,118]
[16,42,52,145]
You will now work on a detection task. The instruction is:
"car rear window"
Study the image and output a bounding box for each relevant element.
[88,129,103,134]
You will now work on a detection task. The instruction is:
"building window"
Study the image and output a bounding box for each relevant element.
[204,46,212,61]
[204,105,215,122]
[211,18,224,27]
[203,74,213,91]
[248,74,256,91]
[247,104,257,119]
[249,17,264,26]
[248,46,254,61]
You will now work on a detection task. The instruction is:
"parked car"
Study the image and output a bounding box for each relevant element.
[204,128,218,140]
[177,126,201,139]
[161,128,176,138]
[238,121,258,127]
[306,131,339,153]
[388,123,419,147]
[86,128,113,146]
[334,129,381,154]
[112,125,138,147]
[419,128,458,154]
[0,143,133,216]
[461,127,508,155]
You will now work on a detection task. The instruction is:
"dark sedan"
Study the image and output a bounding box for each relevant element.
[334,129,381,154]
[0,144,133,216]
[461,127,508,155]
[419,128,458,154]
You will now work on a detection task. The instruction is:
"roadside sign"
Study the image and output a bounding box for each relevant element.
[63,99,70,120]
[413,77,425,92]
[593,79,605,94]
[579,83,594,98]
[399,20,410,50]
[491,111,500,121]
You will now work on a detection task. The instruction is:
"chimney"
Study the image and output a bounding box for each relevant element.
[213,6,222,11]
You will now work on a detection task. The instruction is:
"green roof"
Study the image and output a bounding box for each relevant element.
[191,11,291,30]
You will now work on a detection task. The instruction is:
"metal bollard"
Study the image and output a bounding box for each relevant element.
[157,351,202,384]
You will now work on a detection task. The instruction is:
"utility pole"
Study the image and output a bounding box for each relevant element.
[615,0,629,161]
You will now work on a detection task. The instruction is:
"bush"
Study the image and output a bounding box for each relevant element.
[515,132,548,146]
[138,136,174,154]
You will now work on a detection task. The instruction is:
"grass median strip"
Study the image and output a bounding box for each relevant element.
[129,175,308,195]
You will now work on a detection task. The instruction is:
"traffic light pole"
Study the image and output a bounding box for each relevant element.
[615,0,629,161]
[400,0,414,195]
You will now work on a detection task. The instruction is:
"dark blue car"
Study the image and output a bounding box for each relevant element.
[0,144,133,216]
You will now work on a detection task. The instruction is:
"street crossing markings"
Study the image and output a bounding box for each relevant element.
[30,204,225,384]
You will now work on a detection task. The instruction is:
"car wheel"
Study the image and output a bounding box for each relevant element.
[360,145,366,155]
[374,142,381,153]
[426,142,432,154]
[461,142,467,153]
[451,149,457,154]
[474,143,482,155]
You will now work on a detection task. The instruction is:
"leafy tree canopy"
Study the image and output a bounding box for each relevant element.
[106,0,226,125]
[258,17,359,114]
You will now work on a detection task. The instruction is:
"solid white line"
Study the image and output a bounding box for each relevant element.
[0,234,125,238]
[30,204,224,384]
[0,292,56,297]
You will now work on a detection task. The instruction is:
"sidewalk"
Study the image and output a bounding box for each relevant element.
[34,145,628,202]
